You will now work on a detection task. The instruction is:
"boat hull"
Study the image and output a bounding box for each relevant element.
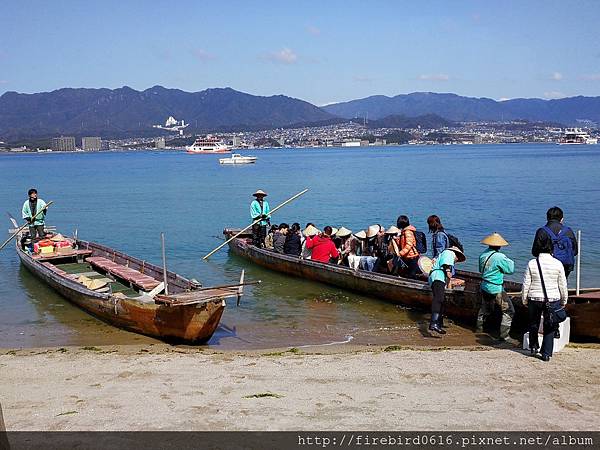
[226,234,600,340]
[17,244,225,343]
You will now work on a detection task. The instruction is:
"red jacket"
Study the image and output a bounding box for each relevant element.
[306,235,339,263]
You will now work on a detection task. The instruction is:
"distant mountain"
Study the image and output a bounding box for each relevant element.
[0,86,334,140]
[323,92,600,125]
[355,113,456,129]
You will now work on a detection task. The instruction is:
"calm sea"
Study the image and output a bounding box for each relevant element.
[1,144,599,349]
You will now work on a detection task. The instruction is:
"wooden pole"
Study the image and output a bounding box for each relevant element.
[576,230,581,297]
[202,188,309,260]
[161,232,169,296]
[0,200,54,250]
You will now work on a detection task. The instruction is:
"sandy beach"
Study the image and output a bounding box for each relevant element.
[1,344,599,431]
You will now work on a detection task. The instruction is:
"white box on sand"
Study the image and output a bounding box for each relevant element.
[523,317,570,353]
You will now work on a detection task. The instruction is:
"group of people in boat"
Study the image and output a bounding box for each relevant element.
[249,189,578,362]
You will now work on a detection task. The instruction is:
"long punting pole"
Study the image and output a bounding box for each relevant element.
[202,188,309,260]
[0,200,54,250]
[576,230,581,297]
[161,232,169,296]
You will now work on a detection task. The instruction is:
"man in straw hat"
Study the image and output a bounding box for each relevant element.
[301,223,319,259]
[250,189,271,248]
[478,232,517,344]
[428,246,466,334]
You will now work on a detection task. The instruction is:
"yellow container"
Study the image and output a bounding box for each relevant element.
[40,245,55,254]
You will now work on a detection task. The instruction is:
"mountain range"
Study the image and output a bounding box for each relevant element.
[1,86,600,141]
[323,92,600,125]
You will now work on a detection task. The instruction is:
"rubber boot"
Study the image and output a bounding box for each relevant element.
[498,325,519,346]
[429,313,446,334]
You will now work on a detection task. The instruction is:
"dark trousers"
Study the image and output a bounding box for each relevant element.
[252,224,267,248]
[564,264,573,279]
[528,300,560,357]
[477,290,515,338]
[29,225,45,241]
[401,256,420,279]
[431,280,446,315]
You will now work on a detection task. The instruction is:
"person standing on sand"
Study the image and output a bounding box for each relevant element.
[428,246,466,334]
[477,232,518,345]
[250,190,270,248]
[22,188,48,241]
[532,206,578,279]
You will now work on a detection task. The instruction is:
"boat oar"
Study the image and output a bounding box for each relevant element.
[0,201,54,250]
[202,188,309,260]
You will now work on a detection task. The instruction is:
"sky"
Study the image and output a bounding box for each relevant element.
[1,0,600,105]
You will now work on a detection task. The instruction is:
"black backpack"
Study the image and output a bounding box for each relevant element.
[414,230,427,254]
[446,233,464,252]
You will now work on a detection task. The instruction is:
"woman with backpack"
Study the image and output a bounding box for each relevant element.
[392,215,421,279]
[427,215,449,258]
[522,239,568,361]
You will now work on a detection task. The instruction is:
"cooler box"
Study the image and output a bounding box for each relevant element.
[56,246,75,255]
[523,317,570,353]
[40,245,55,255]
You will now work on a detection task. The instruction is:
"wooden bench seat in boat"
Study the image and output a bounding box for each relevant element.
[86,256,161,291]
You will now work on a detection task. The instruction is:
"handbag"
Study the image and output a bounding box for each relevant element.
[536,258,568,331]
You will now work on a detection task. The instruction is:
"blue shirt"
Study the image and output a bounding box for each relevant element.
[428,249,455,285]
[250,200,270,225]
[431,231,449,258]
[479,249,515,294]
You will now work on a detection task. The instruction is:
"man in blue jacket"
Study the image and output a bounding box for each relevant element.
[22,188,48,241]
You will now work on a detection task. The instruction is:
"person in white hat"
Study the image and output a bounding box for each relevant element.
[301,223,319,259]
[250,190,270,247]
[478,232,517,345]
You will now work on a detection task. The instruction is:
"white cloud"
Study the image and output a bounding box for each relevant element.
[551,72,563,81]
[544,91,566,99]
[418,74,450,81]
[581,73,600,81]
[306,25,321,36]
[263,48,298,64]
[191,48,216,62]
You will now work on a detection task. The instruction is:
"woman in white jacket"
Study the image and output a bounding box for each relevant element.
[522,240,568,361]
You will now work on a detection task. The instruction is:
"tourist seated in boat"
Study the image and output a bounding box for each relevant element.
[334,227,353,265]
[305,226,339,264]
[250,189,270,248]
[428,246,467,334]
[354,225,378,272]
[264,224,278,250]
[301,224,319,259]
[347,230,366,269]
[273,223,288,254]
[427,214,449,258]
[380,226,400,273]
[389,216,421,279]
[284,223,302,256]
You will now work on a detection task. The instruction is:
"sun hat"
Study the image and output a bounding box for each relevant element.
[330,227,339,236]
[481,232,509,247]
[50,233,65,242]
[367,224,381,238]
[253,189,267,197]
[335,227,352,238]
[354,230,367,239]
[447,246,466,262]
[417,256,433,275]
[385,225,400,235]
[303,224,320,237]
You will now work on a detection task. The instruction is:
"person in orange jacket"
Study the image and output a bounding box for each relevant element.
[391,215,421,279]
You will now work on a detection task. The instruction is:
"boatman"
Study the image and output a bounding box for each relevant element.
[22,188,48,241]
[477,232,517,345]
[250,189,270,248]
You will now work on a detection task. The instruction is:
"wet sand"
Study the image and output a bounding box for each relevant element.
[1,343,599,431]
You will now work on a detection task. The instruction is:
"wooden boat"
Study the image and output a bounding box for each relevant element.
[224,229,600,340]
[16,233,251,343]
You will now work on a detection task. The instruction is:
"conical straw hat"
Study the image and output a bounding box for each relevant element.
[303,225,320,237]
[367,224,381,238]
[330,227,339,236]
[418,256,434,274]
[385,225,400,235]
[354,230,367,239]
[253,189,267,197]
[447,246,466,262]
[481,232,509,247]
[335,227,352,237]
[87,279,108,290]
[50,233,65,242]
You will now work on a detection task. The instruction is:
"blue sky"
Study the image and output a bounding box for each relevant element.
[1,0,600,105]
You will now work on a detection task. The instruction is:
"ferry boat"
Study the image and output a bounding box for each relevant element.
[186,135,231,154]
[219,154,257,165]
[558,128,598,145]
